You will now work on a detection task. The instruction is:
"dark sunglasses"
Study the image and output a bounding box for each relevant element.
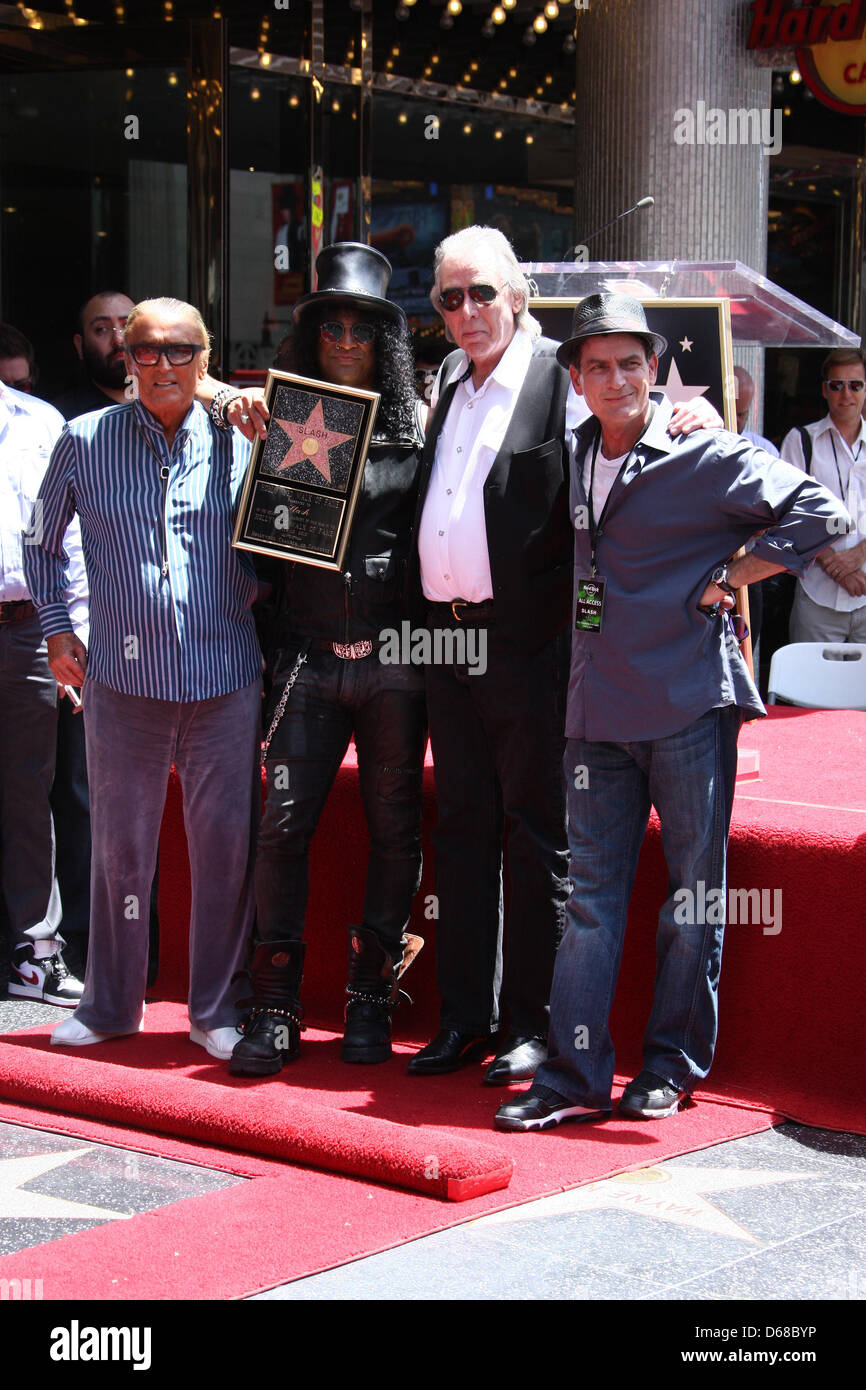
[319,321,375,345]
[128,343,204,366]
[438,282,502,313]
[5,375,33,392]
[826,379,865,393]
[727,612,749,644]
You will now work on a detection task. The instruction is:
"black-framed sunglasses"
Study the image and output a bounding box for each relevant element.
[319,321,375,345]
[438,282,502,313]
[128,343,205,366]
[825,379,866,393]
[727,611,749,644]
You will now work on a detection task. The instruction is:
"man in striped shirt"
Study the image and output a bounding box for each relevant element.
[24,297,263,1059]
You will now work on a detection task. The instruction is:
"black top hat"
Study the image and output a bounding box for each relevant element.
[555,292,667,367]
[292,242,405,325]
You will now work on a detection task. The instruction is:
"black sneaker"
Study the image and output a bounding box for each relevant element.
[8,948,84,1008]
[619,1069,686,1119]
[494,1084,611,1133]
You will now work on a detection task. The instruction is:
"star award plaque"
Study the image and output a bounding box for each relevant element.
[232,371,380,570]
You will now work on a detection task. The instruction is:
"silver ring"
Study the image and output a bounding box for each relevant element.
[241,412,250,423]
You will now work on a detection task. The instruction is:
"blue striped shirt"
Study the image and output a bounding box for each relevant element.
[24,398,261,701]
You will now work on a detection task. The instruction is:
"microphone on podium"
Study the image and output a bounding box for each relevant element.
[568,196,655,260]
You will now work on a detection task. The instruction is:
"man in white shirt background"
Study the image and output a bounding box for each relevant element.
[0,379,88,1006]
[781,348,866,643]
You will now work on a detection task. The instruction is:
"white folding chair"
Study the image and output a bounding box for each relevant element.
[766,642,866,710]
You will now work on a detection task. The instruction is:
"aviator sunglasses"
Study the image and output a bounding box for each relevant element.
[319,321,375,345]
[128,343,205,366]
[438,282,503,313]
[825,379,865,393]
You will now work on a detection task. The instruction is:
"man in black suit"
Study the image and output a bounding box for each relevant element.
[407,226,573,1083]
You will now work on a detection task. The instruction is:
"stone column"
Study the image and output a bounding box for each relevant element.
[573,0,772,266]
[573,0,774,427]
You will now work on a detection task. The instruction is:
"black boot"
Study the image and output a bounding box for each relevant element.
[230,939,305,1076]
[342,926,423,1064]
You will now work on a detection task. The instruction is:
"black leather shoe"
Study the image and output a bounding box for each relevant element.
[494,1084,611,1133]
[407,1029,494,1076]
[483,1034,548,1085]
[618,1069,686,1119]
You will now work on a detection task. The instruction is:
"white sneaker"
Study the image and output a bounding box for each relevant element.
[51,1007,145,1047]
[189,1024,243,1061]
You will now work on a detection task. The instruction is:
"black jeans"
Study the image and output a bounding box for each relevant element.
[424,619,570,1037]
[255,646,427,959]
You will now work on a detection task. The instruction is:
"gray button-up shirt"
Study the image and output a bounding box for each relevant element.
[567,393,850,742]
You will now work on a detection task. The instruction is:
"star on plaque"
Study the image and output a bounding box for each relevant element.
[272,398,353,484]
[679,336,694,352]
[660,357,710,406]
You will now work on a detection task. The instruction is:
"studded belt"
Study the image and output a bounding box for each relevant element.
[311,638,376,660]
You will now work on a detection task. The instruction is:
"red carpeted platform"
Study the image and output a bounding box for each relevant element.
[0,707,860,1297]
[152,707,865,1134]
[0,1002,777,1298]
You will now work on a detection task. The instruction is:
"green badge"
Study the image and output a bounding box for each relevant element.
[575,576,606,634]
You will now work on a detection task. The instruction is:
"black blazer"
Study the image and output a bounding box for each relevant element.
[408,335,572,655]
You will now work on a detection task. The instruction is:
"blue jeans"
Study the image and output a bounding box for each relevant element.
[534,705,742,1108]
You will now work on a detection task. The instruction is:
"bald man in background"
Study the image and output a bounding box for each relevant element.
[53,291,135,421]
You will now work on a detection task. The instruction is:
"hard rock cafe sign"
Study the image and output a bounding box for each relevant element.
[747,0,866,114]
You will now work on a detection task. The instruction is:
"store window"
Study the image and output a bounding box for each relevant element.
[0,65,188,398]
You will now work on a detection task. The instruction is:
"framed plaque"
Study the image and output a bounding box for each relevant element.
[232,370,380,571]
[531,297,737,428]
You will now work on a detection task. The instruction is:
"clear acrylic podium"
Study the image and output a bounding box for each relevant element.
[521,260,859,349]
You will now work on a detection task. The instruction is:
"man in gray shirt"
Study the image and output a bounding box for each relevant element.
[495,294,848,1132]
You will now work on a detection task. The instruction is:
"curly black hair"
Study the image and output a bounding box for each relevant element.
[274,301,417,440]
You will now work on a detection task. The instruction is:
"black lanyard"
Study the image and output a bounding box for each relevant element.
[585,413,652,576]
[829,432,861,500]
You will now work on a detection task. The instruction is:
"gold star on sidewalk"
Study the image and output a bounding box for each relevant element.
[0,1147,132,1222]
[471,1165,819,1243]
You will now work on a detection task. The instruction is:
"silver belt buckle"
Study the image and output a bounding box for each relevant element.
[332,639,373,660]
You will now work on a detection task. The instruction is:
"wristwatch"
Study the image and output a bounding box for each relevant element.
[710,564,736,596]
[698,563,737,617]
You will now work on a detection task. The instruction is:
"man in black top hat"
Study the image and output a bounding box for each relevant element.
[229,243,428,1074]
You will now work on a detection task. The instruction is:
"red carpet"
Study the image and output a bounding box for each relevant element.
[0,708,858,1297]
[153,710,865,1134]
[0,1001,777,1299]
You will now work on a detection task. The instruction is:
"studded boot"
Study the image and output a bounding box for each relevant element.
[342,926,423,1064]
[229,939,305,1076]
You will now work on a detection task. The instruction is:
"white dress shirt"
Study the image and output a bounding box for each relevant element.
[781,413,866,612]
[419,328,534,602]
[0,383,89,642]
[419,329,586,602]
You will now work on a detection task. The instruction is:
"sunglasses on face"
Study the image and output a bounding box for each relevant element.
[825,379,866,393]
[127,343,204,366]
[438,283,502,313]
[5,376,33,392]
[319,321,375,345]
